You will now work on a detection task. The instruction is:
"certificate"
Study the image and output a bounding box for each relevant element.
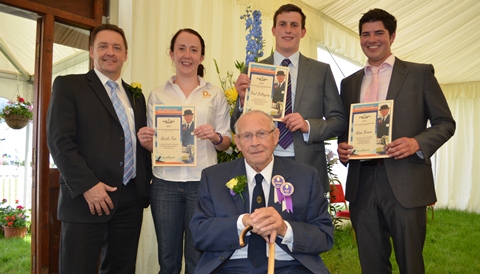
[348,100,394,159]
[153,105,196,166]
[244,62,289,121]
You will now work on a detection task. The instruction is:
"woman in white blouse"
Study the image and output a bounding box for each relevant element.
[137,28,231,274]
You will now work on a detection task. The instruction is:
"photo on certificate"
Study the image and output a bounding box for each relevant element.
[348,100,394,160]
[153,105,196,166]
[244,62,289,121]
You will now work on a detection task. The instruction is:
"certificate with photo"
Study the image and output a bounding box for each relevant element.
[244,62,289,121]
[348,100,394,159]
[153,105,196,166]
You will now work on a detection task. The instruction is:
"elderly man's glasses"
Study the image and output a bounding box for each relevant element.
[237,129,275,142]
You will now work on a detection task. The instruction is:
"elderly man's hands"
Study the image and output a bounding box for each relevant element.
[243,207,287,243]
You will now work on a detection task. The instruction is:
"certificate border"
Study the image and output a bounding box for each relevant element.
[245,62,289,121]
[348,100,394,160]
[153,105,197,167]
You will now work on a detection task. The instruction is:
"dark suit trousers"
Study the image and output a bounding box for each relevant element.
[350,165,427,274]
[59,180,143,274]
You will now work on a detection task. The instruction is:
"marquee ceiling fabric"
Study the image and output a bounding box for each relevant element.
[0,0,479,85]
[300,0,480,84]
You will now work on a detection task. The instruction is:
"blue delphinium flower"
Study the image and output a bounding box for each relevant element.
[241,6,265,67]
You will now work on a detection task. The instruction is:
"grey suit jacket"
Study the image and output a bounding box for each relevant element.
[232,54,347,191]
[190,156,334,274]
[47,69,152,223]
[338,58,455,208]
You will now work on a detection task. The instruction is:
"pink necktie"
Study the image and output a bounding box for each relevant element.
[364,66,379,102]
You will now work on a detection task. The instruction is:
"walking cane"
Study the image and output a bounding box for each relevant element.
[239,225,275,274]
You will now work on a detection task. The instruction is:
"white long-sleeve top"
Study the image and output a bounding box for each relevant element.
[147,75,232,181]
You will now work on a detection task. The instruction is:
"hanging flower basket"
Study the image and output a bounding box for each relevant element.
[4,114,30,129]
[2,225,28,238]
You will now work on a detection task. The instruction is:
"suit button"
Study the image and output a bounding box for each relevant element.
[119,136,124,140]
[219,256,225,261]
[120,162,124,166]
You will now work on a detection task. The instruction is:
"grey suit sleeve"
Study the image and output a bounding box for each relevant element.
[230,98,242,133]
[230,67,249,133]
[304,63,347,143]
[412,64,455,158]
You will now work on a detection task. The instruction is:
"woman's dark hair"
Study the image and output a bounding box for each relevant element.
[170,28,206,77]
[90,24,128,50]
[359,9,397,36]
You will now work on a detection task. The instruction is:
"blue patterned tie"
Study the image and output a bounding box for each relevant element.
[106,80,134,185]
[278,58,293,149]
[248,173,267,268]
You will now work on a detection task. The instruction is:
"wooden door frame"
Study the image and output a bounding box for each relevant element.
[0,0,105,272]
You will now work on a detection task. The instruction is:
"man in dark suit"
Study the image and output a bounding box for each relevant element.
[233,4,347,193]
[47,24,152,274]
[181,109,195,146]
[337,9,455,273]
[377,104,390,138]
[190,110,333,273]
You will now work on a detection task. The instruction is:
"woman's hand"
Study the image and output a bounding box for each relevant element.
[137,126,155,152]
[193,124,217,142]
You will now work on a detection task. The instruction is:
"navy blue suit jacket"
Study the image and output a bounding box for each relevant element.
[190,156,334,273]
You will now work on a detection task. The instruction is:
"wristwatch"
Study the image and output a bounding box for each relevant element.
[212,132,223,145]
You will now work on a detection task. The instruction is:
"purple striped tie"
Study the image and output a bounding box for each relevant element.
[278,58,293,149]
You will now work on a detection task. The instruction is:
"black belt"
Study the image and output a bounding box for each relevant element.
[360,159,384,166]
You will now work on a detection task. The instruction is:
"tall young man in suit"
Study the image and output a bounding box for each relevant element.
[191,110,333,273]
[233,4,347,192]
[337,9,455,273]
[47,24,152,274]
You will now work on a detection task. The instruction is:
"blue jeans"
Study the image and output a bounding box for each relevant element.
[150,178,202,274]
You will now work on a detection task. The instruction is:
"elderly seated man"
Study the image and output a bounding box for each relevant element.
[190,110,333,273]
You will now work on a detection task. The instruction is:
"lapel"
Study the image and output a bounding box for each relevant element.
[268,157,292,213]
[350,69,364,103]
[87,70,120,124]
[122,80,138,109]
[295,54,310,110]
[228,159,250,214]
[387,58,408,100]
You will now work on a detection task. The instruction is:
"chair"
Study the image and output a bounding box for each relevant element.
[329,183,351,220]
[329,184,354,238]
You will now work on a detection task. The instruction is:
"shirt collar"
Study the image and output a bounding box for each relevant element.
[167,75,210,89]
[364,54,396,74]
[94,68,121,87]
[245,157,274,188]
[274,51,300,68]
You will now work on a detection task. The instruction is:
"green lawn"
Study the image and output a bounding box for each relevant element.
[0,232,31,274]
[322,208,480,273]
[1,209,480,273]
